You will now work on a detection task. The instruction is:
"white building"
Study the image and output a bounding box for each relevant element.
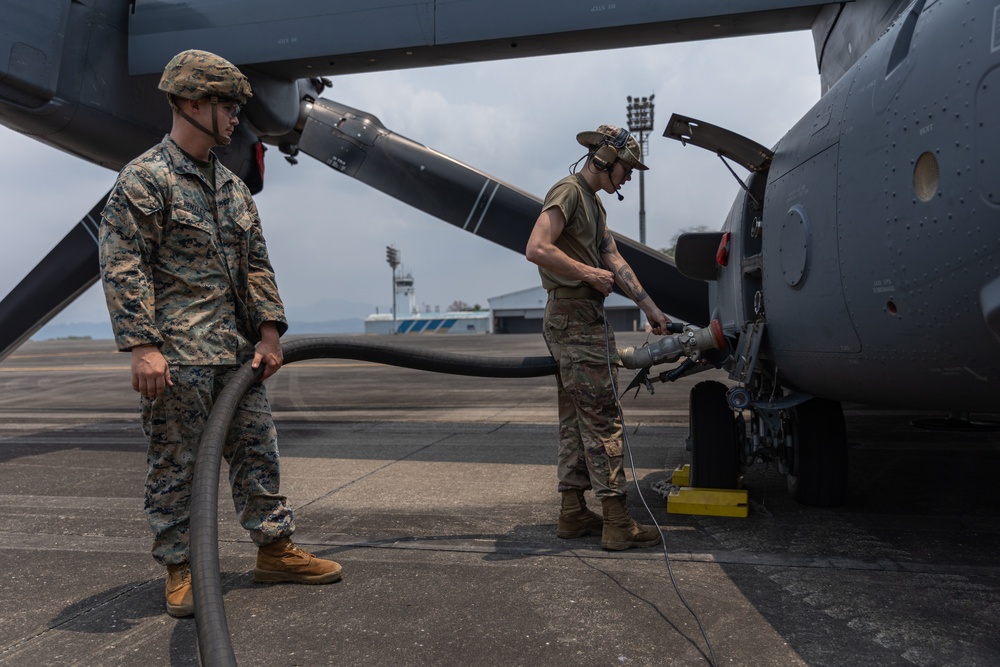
[364,272,644,336]
[364,310,491,335]
[364,271,490,334]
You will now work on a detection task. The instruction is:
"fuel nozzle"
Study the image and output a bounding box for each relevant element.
[618,320,726,369]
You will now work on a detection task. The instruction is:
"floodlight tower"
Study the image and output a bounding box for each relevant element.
[385,245,400,334]
[626,94,654,245]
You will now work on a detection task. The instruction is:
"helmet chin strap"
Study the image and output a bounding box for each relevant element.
[175,95,231,146]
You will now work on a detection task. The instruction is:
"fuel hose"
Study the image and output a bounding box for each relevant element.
[190,336,557,666]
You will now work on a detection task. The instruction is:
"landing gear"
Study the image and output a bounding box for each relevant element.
[689,380,740,489]
[786,398,848,507]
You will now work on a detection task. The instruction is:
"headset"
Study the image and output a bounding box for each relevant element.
[591,126,633,172]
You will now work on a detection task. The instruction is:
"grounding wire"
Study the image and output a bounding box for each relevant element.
[601,304,719,667]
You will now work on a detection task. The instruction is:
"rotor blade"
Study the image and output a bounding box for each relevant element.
[297,98,708,324]
[0,194,108,363]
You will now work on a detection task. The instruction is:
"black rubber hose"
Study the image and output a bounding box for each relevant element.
[191,359,263,667]
[191,336,557,666]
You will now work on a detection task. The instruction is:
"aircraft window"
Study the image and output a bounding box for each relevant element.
[913,151,939,202]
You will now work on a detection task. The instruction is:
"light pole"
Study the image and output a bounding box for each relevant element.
[626,94,654,245]
[385,245,400,334]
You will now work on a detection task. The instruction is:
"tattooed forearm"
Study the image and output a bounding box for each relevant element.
[598,231,613,255]
[615,265,648,302]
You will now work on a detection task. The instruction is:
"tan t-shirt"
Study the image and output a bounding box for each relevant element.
[537,173,607,291]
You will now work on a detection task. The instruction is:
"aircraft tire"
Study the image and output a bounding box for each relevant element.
[786,397,848,507]
[689,380,740,489]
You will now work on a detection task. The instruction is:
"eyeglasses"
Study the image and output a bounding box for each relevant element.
[218,102,242,119]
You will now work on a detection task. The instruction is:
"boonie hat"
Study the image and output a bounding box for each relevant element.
[576,124,648,170]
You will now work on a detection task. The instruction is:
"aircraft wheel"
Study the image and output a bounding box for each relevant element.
[689,380,740,488]
[786,397,848,507]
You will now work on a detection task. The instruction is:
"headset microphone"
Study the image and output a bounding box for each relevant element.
[593,144,624,200]
[591,127,632,201]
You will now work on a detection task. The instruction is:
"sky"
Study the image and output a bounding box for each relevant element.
[0,30,822,330]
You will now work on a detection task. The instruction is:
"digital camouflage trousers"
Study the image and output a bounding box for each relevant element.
[542,298,626,499]
[141,364,294,565]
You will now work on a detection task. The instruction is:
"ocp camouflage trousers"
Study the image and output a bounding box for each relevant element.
[542,298,626,499]
[141,365,294,565]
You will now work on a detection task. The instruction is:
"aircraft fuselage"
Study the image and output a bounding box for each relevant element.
[718,0,1000,412]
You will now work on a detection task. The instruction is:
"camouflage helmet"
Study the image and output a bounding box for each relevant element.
[158,49,252,105]
[576,124,648,171]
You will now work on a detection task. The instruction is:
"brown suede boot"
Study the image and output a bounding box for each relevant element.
[254,538,343,584]
[600,496,662,551]
[557,490,603,538]
[165,563,194,618]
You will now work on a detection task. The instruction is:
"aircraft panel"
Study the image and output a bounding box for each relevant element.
[976,66,1000,206]
[128,0,436,75]
[0,0,71,108]
[834,0,1000,404]
[435,0,825,44]
[127,0,827,78]
[664,114,773,173]
[767,85,845,183]
[815,0,911,94]
[761,144,861,355]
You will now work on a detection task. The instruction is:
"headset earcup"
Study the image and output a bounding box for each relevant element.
[593,144,618,171]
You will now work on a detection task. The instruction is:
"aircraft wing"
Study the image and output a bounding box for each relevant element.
[128,0,831,78]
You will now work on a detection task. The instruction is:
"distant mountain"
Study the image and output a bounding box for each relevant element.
[32,320,114,341]
[30,297,376,341]
[284,297,373,334]
[286,318,365,335]
[284,297,377,323]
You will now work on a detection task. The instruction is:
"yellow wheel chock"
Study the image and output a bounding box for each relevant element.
[666,464,749,518]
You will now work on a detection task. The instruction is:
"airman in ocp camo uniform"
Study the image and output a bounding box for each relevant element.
[526,124,671,551]
[99,49,342,619]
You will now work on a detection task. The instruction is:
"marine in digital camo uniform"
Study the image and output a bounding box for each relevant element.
[99,49,341,618]
[525,125,671,550]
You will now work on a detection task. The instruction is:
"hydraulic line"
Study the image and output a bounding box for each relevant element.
[190,336,557,666]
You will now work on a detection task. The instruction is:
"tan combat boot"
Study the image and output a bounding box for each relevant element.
[557,490,603,538]
[165,563,194,618]
[254,538,343,584]
[600,496,662,551]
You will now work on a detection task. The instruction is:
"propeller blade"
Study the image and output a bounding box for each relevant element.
[297,98,708,324]
[0,194,108,362]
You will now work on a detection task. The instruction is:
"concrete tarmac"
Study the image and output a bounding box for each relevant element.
[0,333,997,666]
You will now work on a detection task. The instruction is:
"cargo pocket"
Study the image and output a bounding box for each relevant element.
[545,313,569,332]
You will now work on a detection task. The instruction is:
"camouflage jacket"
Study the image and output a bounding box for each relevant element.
[99,135,287,365]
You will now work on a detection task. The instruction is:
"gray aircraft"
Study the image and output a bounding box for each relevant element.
[1,0,997,507]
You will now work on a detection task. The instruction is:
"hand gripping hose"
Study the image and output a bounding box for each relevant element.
[190,336,557,666]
